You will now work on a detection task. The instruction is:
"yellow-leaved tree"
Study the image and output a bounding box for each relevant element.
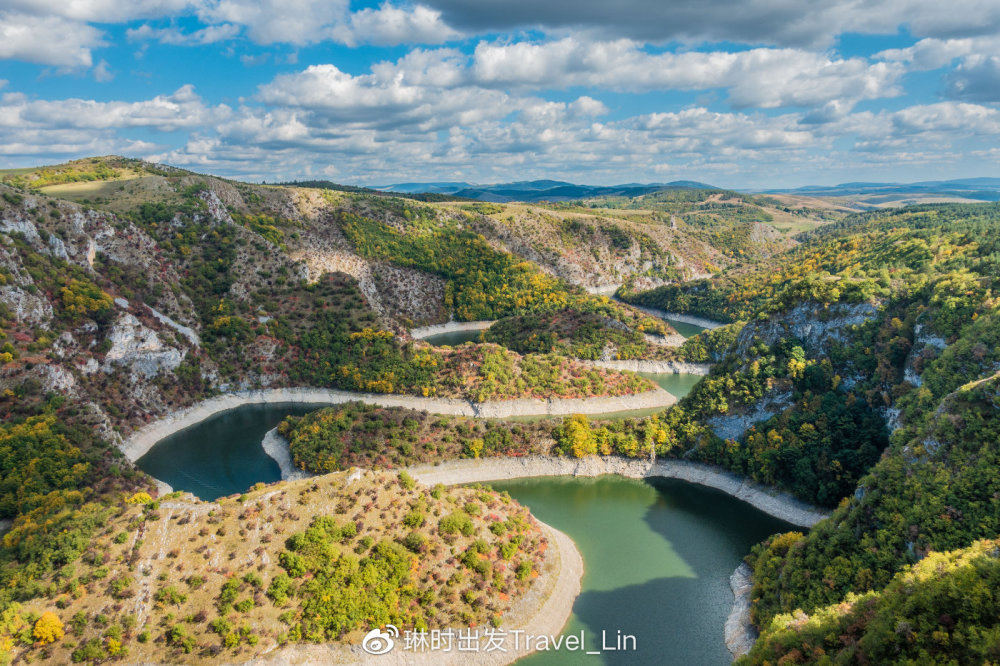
[32,612,63,644]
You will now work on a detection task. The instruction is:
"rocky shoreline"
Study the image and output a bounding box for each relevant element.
[405,456,829,528]
[586,359,712,375]
[410,320,496,339]
[260,427,311,482]
[625,303,725,330]
[122,387,677,462]
[261,450,827,528]
[725,563,757,659]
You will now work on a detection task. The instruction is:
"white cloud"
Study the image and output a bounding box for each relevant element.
[891,101,1000,135]
[197,0,349,45]
[127,22,241,45]
[332,3,462,47]
[877,35,1000,69]
[471,38,903,110]
[3,0,193,23]
[0,85,230,132]
[568,96,607,117]
[93,59,114,82]
[0,11,105,67]
[0,126,161,157]
[255,62,512,132]
[946,55,1000,101]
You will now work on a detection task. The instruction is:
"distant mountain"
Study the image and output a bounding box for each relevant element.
[377,181,472,194]
[374,179,719,202]
[762,178,1000,201]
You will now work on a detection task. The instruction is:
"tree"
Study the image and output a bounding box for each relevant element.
[33,612,64,644]
[564,415,597,458]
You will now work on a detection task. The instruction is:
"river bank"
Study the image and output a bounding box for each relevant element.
[586,359,712,375]
[725,563,757,659]
[624,303,725,330]
[257,445,827,528]
[260,427,310,482]
[405,456,829,528]
[410,320,496,339]
[122,387,677,462]
[644,332,688,347]
[245,520,582,666]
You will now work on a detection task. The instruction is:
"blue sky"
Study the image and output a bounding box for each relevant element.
[1,0,999,188]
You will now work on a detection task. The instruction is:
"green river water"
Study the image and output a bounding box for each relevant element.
[491,476,789,665]
[137,372,703,498]
[420,329,486,346]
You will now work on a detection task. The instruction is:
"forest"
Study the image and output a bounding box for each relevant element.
[278,402,548,473]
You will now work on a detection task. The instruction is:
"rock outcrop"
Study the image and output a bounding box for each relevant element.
[103,313,185,378]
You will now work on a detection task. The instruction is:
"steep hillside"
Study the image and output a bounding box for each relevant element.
[621,202,1000,659]
[0,470,547,664]
[741,537,1000,665]
[0,171,663,450]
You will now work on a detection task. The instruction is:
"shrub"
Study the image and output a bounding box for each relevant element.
[266,574,293,605]
[439,512,474,536]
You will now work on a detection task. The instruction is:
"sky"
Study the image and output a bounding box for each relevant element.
[1,1,1000,188]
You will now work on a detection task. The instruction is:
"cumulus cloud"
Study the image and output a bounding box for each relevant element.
[256,62,512,132]
[93,59,114,82]
[331,3,462,47]
[127,22,241,45]
[0,11,105,67]
[891,101,1000,135]
[0,85,229,132]
[471,38,903,109]
[196,0,349,45]
[3,0,194,23]
[946,55,1000,101]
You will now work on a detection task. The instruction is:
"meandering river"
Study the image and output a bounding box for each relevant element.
[136,372,702,497]
[135,365,792,665]
[421,328,485,346]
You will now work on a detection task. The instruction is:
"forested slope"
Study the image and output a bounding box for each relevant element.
[621,202,1000,660]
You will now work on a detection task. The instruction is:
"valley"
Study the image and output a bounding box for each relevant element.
[0,157,998,665]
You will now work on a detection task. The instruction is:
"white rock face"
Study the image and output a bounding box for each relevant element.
[103,313,184,378]
[0,214,42,244]
[586,359,712,375]
[0,286,53,326]
[37,365,78,395]
[47,234,69,261]
[725,563,758,658]
[736,301,880,358]
[708,390,793,441]
[200,190,235,225]
[145,305,200,346]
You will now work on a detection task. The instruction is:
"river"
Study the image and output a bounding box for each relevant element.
[136,403,314,501]
[136,372,704,498]
[491,475,790,665]
[134,379,788,665]
[422,328,485,346]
